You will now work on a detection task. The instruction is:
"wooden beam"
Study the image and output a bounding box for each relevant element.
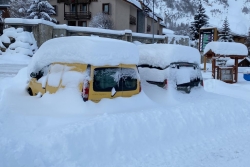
[212,59,216,79]
[235,57,238,83]
[204,56,207,72]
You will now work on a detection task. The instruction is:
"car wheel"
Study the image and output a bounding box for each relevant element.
[27,87,33,96]
[185,87,191,94]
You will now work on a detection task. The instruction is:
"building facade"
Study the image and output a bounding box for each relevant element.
[50,0,164,34]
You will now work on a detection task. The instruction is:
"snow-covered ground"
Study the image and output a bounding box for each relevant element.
[0,65,250,167]
[0,34,250,166]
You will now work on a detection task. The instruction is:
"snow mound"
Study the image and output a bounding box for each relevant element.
[138,44,201,68]
[28,36,139,74]
[204,42,248,56]
[0,27,38,57]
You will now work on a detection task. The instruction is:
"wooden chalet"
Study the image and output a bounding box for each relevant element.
[238,57,250,67]
[203,42,248,83]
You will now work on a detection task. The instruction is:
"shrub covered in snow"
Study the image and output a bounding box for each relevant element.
[0,27,38,57]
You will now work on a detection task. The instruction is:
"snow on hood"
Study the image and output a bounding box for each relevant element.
[204,42,248,56]
[138,44,201,68]
[28,36,139,74]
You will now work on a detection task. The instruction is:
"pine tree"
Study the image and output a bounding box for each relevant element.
[189,0,209,40]
[89,13,114,29]
[8,0,32,18]
[26,0,57,23]
[218,17,234,42]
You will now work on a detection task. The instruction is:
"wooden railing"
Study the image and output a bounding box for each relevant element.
[64,11,91,20]
[58,0,91,4]
[129,15,136,25]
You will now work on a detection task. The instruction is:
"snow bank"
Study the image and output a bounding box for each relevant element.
[28,36,139,74]
[244,69,250,74]
[204,42,248,56]
[0,27,37,57]
[1,68,250,167]
[138,44,201,68]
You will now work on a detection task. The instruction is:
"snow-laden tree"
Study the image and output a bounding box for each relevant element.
[26,0,57,23]
[8,0,32,18]
[218,17,234,42]
[89,13,114,29]
[189,0,209,40]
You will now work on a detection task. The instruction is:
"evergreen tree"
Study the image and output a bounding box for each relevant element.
[189,0,209,40]
[26,0,57,23]
[8,0,32,18]
[218,17,234,42]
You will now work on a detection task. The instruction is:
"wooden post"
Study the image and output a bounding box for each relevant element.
[212,59,216,79]
[204,56,207,72]
[235,57,238,83]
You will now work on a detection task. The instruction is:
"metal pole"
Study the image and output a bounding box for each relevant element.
[152,0,155,43]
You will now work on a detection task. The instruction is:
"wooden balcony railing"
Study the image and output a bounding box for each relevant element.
[58,0,97,3]
[129,15,136,25]
[64,11,91,20]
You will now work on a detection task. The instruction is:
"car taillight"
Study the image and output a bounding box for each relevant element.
[82,82,89,102]
[164,79,168,89]
[139,81,141,92]
[201,80,204,87]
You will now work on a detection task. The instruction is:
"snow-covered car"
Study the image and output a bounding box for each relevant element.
[27,36,141,102]
[137,44,203,93]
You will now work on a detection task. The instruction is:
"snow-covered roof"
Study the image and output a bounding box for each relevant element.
[28,36,139,74]
[160,22,166,27]
[162,28,174,35]
[204,42,248,56]
[125,0,142,9]
[137,44,201,68]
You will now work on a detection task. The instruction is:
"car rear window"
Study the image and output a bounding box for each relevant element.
[93,67,138,92]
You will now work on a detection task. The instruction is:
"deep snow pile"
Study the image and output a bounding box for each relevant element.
[0,27,37,64]
[28,36,139,74]
[138,44,201,68]
[1,67,250,167]
[204,41,248,56]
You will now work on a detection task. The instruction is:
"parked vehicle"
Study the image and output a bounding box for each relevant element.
[27,36,141,102]
[137,44,203,93]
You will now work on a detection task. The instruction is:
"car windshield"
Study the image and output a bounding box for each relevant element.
[169,62,202,84]
[93,67,138,92]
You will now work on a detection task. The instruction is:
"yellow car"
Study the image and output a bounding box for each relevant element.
[27,63,141,102]
[27,36,141,102]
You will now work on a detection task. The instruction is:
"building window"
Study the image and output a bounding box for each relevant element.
[68,21,76,26]
[52,5,57,15]
[102,3,110,14]
[78,21,87,27]
[147,25,151,32]
[80,4,87,12]
[71,4,76,12]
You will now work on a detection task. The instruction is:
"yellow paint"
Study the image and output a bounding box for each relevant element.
[27,63,140,102]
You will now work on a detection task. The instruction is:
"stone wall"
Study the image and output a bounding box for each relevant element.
[4,21,190,47]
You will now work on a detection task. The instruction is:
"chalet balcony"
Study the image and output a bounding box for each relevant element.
[130,15,136,25]
[58,0,97,4]
[64,11,91,20]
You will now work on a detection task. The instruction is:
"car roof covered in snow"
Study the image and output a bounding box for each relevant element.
[28,36,139,74]
[204,42,248,56]
[137,44,201,68]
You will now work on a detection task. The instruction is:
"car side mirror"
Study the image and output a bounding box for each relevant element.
[30,72,37,78]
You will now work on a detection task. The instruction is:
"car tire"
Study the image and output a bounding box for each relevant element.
[185,87,191,94]
[27,87,33,96]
